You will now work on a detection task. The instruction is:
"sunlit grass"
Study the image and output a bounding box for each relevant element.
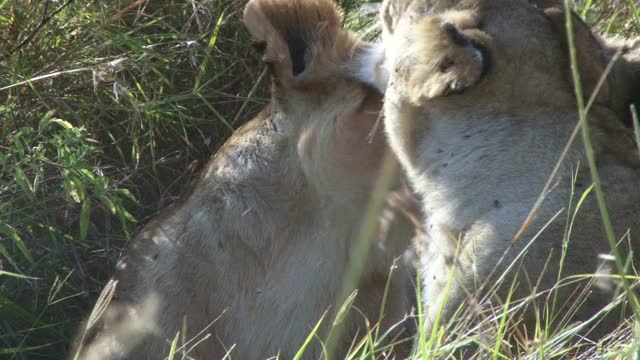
[0,0,265,357]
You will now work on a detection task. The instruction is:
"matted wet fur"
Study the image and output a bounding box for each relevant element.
[72,0,418,359]
[355,0,640,352]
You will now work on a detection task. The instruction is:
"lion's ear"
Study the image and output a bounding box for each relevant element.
[244,0,342,85]
[381,0,413,36]
[543,7,608,101]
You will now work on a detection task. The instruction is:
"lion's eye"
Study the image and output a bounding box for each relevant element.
[438,58,456,72]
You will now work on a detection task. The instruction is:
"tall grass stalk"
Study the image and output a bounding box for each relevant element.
[632,105,640,155]
[325,150,398,359]
[563,0,640,313]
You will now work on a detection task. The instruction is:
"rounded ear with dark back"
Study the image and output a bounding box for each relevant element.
[542,7,610,103]
[243,0,342,86]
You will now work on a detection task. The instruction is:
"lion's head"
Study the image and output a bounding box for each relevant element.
[244,0,392,201]
[380,0,612,112]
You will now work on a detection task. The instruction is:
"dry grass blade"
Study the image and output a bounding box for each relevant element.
[232,66,268,125]
[632,105,640,156]
[162,309,227,359]
[85,279,118,331]
[71,279,118,360]
[0,66,94,92]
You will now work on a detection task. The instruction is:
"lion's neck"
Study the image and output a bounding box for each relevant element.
[409,109,580,231]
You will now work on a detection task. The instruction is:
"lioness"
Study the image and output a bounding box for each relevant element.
[357,0,640,349]
[72,0,416,358]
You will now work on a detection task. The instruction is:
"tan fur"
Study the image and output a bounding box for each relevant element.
[357,0,640,348]
[72,1,417,359]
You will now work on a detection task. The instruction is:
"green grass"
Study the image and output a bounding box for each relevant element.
[1,0,639,359]
[0,1,265,358]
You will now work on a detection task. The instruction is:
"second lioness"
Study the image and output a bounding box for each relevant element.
[359,0,640,347]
